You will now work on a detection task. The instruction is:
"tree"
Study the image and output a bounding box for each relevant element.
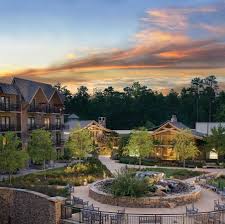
[65,127,93,162]
[28,129,55,174]
[205,126,225,160]
[0,132,28,184]
[126,128,154,169]
[174,130,199,167]
[191,77,204,122]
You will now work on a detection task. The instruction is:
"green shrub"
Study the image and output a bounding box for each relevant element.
[111,170,149,197]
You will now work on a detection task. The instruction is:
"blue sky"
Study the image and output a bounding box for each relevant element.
[0,0,225,93]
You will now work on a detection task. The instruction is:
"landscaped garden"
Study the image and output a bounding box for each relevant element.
[207,175,225,191]
[0,157,111,197]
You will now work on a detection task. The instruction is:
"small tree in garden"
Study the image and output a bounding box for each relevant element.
[28,129,55,174]
[0,132,28,184]
[126,128,154,169]
[205,126,225,160]
[65,127,93,162]
[174,129,199,167]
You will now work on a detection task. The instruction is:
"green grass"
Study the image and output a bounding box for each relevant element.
[208,176,225,190]
[0,157,111,197]
[128,167,204,180]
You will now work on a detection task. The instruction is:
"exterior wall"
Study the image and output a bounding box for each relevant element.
[0,187,66,224]
[0,93,21,134]
[196,122,225,135]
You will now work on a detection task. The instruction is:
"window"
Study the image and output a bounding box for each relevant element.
[56,117,61,128]
[28,117,35,129]
[0,96,10,110]
[0,116,10,130]
[56,132,61,145]
[44,117,50,129]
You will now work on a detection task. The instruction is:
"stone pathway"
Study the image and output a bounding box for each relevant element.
[70,156,225,214]
[72,185,221,214]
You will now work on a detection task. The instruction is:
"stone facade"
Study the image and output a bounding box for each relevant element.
[89,180,201,208]
[0,187,66,224]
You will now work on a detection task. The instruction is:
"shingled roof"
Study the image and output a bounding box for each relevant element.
[0,83,19,95]
[12,77,63,103]
[152,115,204,139]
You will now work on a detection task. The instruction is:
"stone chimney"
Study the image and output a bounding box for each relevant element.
[171,115,177,122]
[98,117,106,127]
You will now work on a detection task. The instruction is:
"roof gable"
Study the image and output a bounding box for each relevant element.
[0,83,19,95]
[152,120,204,139]
[12,77,63,103]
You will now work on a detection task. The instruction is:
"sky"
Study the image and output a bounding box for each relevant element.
[0,0,225,94]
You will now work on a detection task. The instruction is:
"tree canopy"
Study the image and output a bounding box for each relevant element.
[174,130,199,167]
[0,132,28,183]
[28,129,55,168]
[58,75,225,130]
[65,127,93,161]
[206,126,225,158]
[125,128,154,167]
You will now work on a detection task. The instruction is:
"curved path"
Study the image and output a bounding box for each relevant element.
[72,156,225,214]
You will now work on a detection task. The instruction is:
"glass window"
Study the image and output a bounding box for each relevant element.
[0,96,10,110]
[44,117,50,129]
[0,116,10,130]
[56,118,61,128]
[28,117,35,129]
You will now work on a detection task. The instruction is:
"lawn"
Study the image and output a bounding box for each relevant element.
[128,167,204,180]
[0,157,111,197]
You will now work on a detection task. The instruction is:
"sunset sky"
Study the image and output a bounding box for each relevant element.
[1,0,225,93]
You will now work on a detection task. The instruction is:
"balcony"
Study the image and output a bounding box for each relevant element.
[0,124,21,132]
[54,139,65,147]
[28,124,65,131]
[28,105,63,114]
[0,103,21,112]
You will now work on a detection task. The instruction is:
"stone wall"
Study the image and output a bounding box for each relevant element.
[89,180,201,208]
[0,187,66,224]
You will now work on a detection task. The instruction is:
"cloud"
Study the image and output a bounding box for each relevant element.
[2,1,225,92]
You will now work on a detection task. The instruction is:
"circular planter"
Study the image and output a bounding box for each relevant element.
[89,179,201,208]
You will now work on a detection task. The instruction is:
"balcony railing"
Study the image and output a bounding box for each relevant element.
[0,125,21,132]
[54,139,65,147]
[28,124,65,131]
[28,105,63,113]
[0,103,21,112]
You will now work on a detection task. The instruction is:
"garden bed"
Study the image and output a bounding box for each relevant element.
[0,157,111,197]
[128,167,205,180]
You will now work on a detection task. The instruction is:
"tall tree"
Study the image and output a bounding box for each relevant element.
[0,132,28,184]
[191,77,204,122]
[28,129,55,175]
[202,75,218,122]
[126,128,154,169]
[65,127,93,162]
[174,130,199,167]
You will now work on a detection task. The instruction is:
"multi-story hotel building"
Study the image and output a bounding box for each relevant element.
[0,77,64,157]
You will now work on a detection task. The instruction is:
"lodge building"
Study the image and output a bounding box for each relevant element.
[151,115,204,160]
[0,77,64,157]
[64,114,119,152]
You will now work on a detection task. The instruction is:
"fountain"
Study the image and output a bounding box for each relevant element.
[89,171,201,208]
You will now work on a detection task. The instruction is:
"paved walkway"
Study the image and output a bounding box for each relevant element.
[71,156,225,214]
[0,162,67,181]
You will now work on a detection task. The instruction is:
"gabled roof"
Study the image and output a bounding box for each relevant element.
[152,118,204,139]
[65,119,113,132]
[68,113,79,120]
[12,77,63,103]
[0,83,19,95]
